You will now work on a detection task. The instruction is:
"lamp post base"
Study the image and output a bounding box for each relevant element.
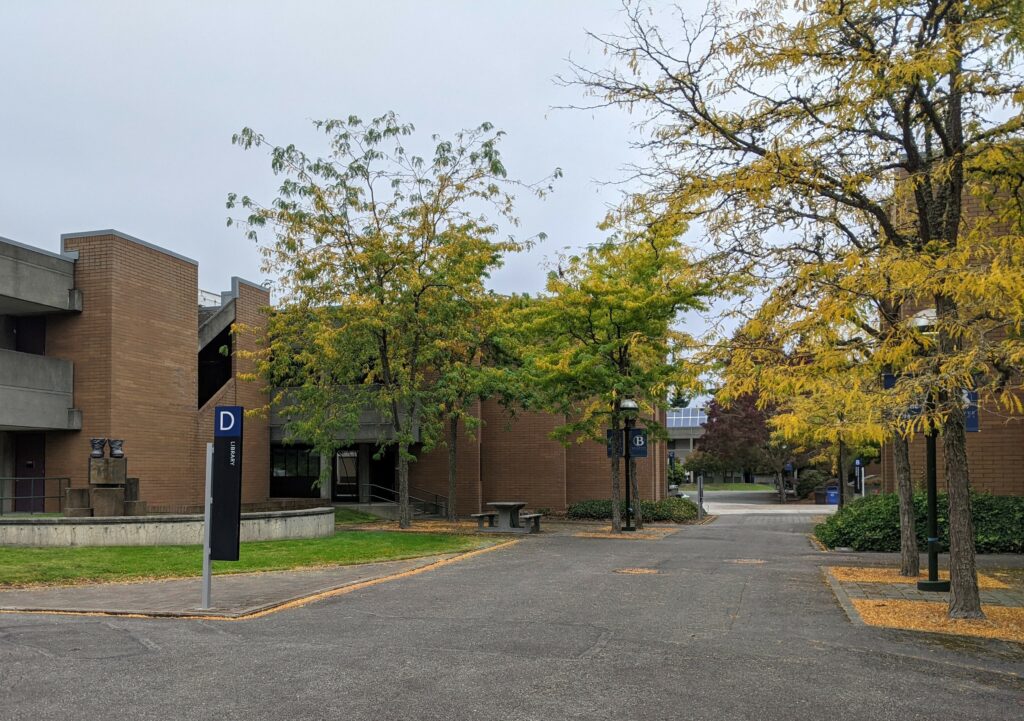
[917,579,951,592]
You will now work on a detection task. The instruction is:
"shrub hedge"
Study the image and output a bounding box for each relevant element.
[566,497,699,523]
[795,469,829,499]
[814,492,1024,553]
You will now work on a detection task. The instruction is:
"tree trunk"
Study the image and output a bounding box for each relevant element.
[778,471,786,504]
[610,453,623,532]
[398,441,411,529]
[943,401,983,618]
[892,435,919,577]
[629,455,643,530]
[446,415,458,522]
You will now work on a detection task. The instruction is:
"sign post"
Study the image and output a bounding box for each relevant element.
[200,442,213,610]
[200,406,244,609]
[211,406,244,561]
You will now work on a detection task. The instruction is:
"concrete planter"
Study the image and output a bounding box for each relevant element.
[0,507,334,547]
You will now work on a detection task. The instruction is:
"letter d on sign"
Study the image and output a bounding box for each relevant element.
[215,407,242,438]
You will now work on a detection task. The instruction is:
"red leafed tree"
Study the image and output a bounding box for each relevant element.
[696,394,772,483]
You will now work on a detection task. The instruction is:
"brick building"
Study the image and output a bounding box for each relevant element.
[1,230,666,516]
[880,401,1024,496]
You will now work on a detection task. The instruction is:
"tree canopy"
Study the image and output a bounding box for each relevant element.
[229,113,555,526]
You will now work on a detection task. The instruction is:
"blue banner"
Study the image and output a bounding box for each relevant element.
[964,390,979,433]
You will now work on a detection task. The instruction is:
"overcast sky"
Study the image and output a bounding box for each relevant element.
[0,0,652,295]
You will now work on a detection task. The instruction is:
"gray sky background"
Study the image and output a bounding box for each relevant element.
[0,0,654,296]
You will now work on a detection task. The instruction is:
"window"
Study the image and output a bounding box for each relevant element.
[269,444,321,498]
[667,408,707,428]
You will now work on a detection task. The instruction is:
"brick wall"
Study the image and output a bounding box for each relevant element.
[408,399,482,515]
[45,235,272,510]
[882,401,1024,496]
[46,233,199,506]
[407,400,668,513]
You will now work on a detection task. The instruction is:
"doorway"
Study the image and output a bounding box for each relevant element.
[14,433,45,512]
[332,450,358,502]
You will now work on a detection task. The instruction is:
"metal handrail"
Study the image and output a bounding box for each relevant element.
[0,477,70,515]
[365,483,447,517]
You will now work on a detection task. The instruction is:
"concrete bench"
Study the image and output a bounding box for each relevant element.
[470,512,498,530]
[520,513,542,532]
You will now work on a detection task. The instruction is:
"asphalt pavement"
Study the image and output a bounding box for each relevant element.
[0,508,1020,720]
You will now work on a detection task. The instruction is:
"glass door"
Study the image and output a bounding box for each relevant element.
[332,450,358,502]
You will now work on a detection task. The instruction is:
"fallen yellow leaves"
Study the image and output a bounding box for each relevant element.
[851,599,1024,644]
[575,527,678,541]
[614,568,660,575]
[829,566,1009,589]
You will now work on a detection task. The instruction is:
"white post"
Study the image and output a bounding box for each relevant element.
[200,442,213,610]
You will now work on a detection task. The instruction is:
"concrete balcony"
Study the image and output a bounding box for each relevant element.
[0,349,81,431]
[269,387,419,444]
[0,237,81,315]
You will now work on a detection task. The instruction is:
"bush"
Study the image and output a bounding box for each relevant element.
[566,497,699,523]
[795,469,829,499]
[668,463,688,486]
[814,492,1024,553]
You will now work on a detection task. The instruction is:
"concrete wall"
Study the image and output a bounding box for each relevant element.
[0,237,77,313]
[0,507,333,547]
[0,349,78,430]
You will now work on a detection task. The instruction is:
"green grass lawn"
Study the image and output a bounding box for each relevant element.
[0,531,489,587]
[334,507,381,525]
[676,483,777,492]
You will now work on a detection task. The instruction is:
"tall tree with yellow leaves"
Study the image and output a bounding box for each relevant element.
[575,0,1023,618]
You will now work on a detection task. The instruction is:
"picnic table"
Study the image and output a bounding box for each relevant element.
[470,501,542,533]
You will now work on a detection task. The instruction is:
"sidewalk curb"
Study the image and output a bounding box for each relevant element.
[0,539,519,622]
[823,568,865,626]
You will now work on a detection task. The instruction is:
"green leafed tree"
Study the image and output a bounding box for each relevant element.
[519,222,714,532]
[228,113,554,527]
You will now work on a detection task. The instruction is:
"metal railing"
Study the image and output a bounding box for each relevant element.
[0,477,70,515]
[198,289,222,307]
[367,483,447,517]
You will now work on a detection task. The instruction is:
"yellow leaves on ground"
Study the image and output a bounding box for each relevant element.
[828,566,1009,589]
[851,599,1024,644]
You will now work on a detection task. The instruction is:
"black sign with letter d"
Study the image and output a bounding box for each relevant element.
[212,406,243,561]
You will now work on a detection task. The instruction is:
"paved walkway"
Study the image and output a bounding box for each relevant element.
[0,514,1021,721]
[0,555,451,618]
[701,489,836,515]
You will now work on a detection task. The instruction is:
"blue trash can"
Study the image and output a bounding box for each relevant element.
[825,488,840,504]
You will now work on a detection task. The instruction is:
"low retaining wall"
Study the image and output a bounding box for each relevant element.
[0,507,335,547]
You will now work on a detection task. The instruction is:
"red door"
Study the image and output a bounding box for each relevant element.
[14,433,45,512]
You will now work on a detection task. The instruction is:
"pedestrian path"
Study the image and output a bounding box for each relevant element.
[0,554,454,619]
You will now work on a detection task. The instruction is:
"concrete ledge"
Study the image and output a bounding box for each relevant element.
[0,507,334,547]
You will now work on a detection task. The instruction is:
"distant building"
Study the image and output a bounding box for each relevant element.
[666,406,706,468]
[1,230,667,516]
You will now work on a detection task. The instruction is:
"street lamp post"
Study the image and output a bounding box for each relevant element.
[918,392,950,592]
[621,398,639,532]
[911,310,950,593]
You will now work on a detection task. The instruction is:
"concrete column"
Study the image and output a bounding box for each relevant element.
[357,444,371,503]
[0,432,13,513]
[319,453,331,501]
